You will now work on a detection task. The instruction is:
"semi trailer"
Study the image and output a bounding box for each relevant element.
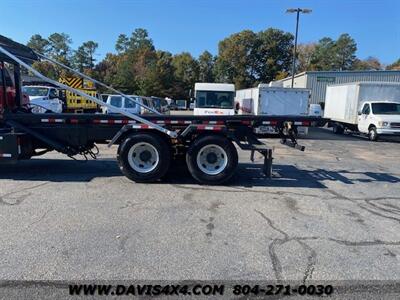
[0,35,327,184]
[235,85,310,135]
[324,82,400,141]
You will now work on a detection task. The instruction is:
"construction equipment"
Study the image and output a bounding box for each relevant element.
[59,77,99,113]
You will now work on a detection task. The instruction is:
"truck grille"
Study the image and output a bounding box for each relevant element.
[391,123,400,128]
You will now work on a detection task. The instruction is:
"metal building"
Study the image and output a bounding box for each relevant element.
[275,71,400,104]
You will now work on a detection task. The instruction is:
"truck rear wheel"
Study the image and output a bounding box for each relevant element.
[117,133,171,182]
[186,135,238,185]
[333,123,344,134]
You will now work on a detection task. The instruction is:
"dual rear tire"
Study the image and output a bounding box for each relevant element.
[186,135,238,185]
[117,133,238,184]
[117,133,171,183]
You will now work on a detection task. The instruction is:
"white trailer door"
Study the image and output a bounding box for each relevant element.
[259,89,308,115]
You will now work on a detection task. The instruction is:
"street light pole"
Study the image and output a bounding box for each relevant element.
[286,8,312,88]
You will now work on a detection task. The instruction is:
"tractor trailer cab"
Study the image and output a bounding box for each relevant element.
[193,83,235,116]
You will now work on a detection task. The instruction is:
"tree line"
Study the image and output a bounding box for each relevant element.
[26,28,400,99]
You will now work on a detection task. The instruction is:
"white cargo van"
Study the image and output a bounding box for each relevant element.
[324,82,400,141]
[235,85,310,135]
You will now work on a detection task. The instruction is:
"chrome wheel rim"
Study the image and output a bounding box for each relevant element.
[127,142,159,173]
[196,144,228,175]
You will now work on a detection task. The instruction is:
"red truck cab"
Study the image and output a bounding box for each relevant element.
[0,62,17,116]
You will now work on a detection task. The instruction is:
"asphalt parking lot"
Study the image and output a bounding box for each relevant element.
[0,128,399,286]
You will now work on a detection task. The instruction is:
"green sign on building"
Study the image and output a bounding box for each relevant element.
[317,76,336,83]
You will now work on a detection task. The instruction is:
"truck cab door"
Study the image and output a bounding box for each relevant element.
[358,103,371,133]
[48,88,62,113]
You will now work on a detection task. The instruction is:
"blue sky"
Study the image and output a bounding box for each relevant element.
[1,0,399,64]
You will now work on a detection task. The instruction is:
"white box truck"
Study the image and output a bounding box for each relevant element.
[324,82,400,141]
[193,83,235,116]
[235,85,310,135]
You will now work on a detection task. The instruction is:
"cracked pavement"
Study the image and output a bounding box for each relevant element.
[0,128,399,282]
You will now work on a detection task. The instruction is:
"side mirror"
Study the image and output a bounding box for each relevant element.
[357,111,362,115]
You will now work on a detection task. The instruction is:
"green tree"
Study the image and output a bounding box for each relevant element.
[47,33,73,77]
[26,34,49,54]
[128,28,154,51]
[31,61,58,80]
[310,37,336,70]
[334,33,357,70]
[215,30,258,88]
[198,50,215,82]
[296,43,316,72]
[352,56,382,70]
[215,28,294,88]
[103,28,158,94]
[48,33,72,62]
[172,52,199,98]
[255,28,293,82]
[152,50,175,96]
[386,58,400,70]
[115,34,129,53]
[311,34,357,71]
[73,41,98,72]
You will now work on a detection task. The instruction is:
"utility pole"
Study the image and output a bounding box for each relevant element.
[286,8,312,88]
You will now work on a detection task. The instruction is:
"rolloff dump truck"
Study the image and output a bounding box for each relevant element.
[235,85,310,135]
[0,35,327,184]
[324,82,400,141]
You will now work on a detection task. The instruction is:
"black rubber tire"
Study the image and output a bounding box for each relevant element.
[117,133,171,182]
[186,135,238,185]
[333,123,344,134]
[368,127,379,141]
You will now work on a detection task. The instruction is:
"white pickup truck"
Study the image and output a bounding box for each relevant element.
[324,82,400,141]
[22,85,63,113]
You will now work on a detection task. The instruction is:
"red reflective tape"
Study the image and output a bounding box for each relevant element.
[270,120,278,125]
[93,120,100,124]
[241,120,251,125]
[70,119,79,124]
[197,125,206,130]
[303,121,310,126]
